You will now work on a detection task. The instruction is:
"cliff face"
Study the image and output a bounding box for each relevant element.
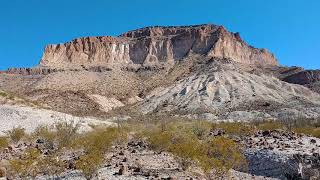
[39,24,278,68]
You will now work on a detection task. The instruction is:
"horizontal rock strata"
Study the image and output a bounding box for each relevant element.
[39,24,278,68]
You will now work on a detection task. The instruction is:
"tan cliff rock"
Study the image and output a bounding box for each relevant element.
[39,24,278,68]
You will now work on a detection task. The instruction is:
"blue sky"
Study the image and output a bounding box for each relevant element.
[0,0,319,70]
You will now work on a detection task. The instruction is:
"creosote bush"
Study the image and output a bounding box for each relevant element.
[5,126,26,143]
[0,91,7,97]
[254,118,320,138]
[73,126,128,179]
[293,127,320,138]
[55,121,80,149]
[255,120,284,131]
[32,125,56,148]
[0,137,8,150]
[76,150,104,179]
[213,122,253,137]
[9,148,65,179]
[9,148,41,178]
[141,120,247,174]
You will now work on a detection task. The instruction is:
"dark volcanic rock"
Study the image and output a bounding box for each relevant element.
[283,70,320,85]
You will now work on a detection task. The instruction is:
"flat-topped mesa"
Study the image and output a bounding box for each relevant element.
[39,24,279,68]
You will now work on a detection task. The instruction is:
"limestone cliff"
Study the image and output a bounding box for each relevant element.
[39,24,278,68]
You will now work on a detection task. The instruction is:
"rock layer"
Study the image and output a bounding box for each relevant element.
[283,70,320,85]
[39,24,278,68]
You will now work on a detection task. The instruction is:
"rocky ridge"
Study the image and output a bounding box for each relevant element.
[39,24,278,68]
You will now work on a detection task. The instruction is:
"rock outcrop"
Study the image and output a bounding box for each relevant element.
[138,59,320,118]
[1,66,112,75]
[283,70,320,85]
[1,67,61,75]
[244,130,320,179]
[39,24,278,68]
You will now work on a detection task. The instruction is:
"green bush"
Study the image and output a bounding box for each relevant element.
[37,154,65,177]
[203,137,247,173]
[0,91,7,97]
[75,150,104,179]
[72,127,128,179]
[256,121,284,131]
[142,121,247,173]
[78,127,127,153]
[54,121,80,149]
[32,125,56,147]
[214,122,253,136]
[9,148,41,178]
[5,127,26,143]
[293,127,320,138]
[9,148,65,178]
[0,137,8,150]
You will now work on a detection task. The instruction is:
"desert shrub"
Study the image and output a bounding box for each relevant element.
[143,121,246,173]
[256,121,284,131]
[214,122,253,136]
[5,126,26,143]
[9,148,41,178]
[0,137,8,150]
[9,148,65,178]
[0,91,7,97]
[36,154,65,178]
[78,127,127,153]
[147,130,173,152]
[54,121,80,149]
[190,121,212,140]
[32,122,80,149]
[32,125,56,148]
[75,150,104,179]
[293,127,320,138]
[203,137,247,173]
[167,133,204,170]
[73,127,128,179]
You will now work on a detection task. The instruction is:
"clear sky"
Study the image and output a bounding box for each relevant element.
[0,0,319,70]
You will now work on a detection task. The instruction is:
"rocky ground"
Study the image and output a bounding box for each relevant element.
[0,104,115,135]
[0,126,319,179]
